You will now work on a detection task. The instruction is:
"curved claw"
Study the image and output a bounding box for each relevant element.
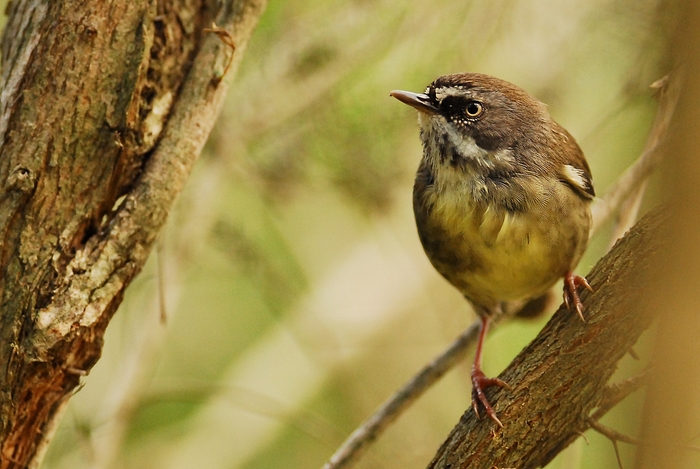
[563,272,593,322]
[471,367,509,428]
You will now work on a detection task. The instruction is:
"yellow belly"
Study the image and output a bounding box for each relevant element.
[414,177,590,309]
[459,210,562,303]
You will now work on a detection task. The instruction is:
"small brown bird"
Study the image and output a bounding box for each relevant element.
[391,73,594,427]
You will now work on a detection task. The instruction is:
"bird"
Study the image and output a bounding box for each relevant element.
[390,73,594,427]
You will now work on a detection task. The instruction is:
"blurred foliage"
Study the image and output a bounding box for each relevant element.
[3,0,687,468]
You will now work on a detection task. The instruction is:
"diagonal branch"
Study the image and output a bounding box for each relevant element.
[591,73,681,235]
[322,322,481,469]
[590,371,649,422]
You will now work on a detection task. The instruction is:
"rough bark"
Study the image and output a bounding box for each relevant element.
[426,208,664,469]
[0,1,266,467]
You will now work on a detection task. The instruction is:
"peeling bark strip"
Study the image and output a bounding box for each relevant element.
[0,0,267,467]
[426,208,664,469]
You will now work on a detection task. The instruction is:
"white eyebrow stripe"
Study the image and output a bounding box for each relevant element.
[434,86,469,102]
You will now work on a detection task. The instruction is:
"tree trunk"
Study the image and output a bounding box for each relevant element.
[0,1,266,467]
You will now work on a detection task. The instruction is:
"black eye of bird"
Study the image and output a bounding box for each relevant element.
[465,101,484,118]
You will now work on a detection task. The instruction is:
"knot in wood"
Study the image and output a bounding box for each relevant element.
[7,166,36,193]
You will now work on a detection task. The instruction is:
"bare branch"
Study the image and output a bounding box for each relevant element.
[591,371,649,421]
[589,420,641,446]
[322,322,481,469]
[588,420,700,455]
[591,73,681,234]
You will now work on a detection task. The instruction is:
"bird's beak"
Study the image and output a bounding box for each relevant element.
[390,90,438,114]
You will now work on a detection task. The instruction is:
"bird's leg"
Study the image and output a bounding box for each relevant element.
[563,271,593,322]
[471,315,509,428]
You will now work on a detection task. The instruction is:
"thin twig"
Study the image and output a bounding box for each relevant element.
[591,73,681,234]
[203,23,236,80]
[586,413,700,469]
[628,347,640,360]
[588,419,700,468]
[589,421,630,469]
[575,431,590,445]
[607,181,647,250]
[591,370,649,421]
[322,321,481,469]
[589,420,640,446]
[612,439,624,469]
[554,371,650,469]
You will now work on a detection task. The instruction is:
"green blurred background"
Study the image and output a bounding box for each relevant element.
[9,0,680,467]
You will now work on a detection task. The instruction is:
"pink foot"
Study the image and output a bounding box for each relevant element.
[563,272,593,321]
[471,366,509,428]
